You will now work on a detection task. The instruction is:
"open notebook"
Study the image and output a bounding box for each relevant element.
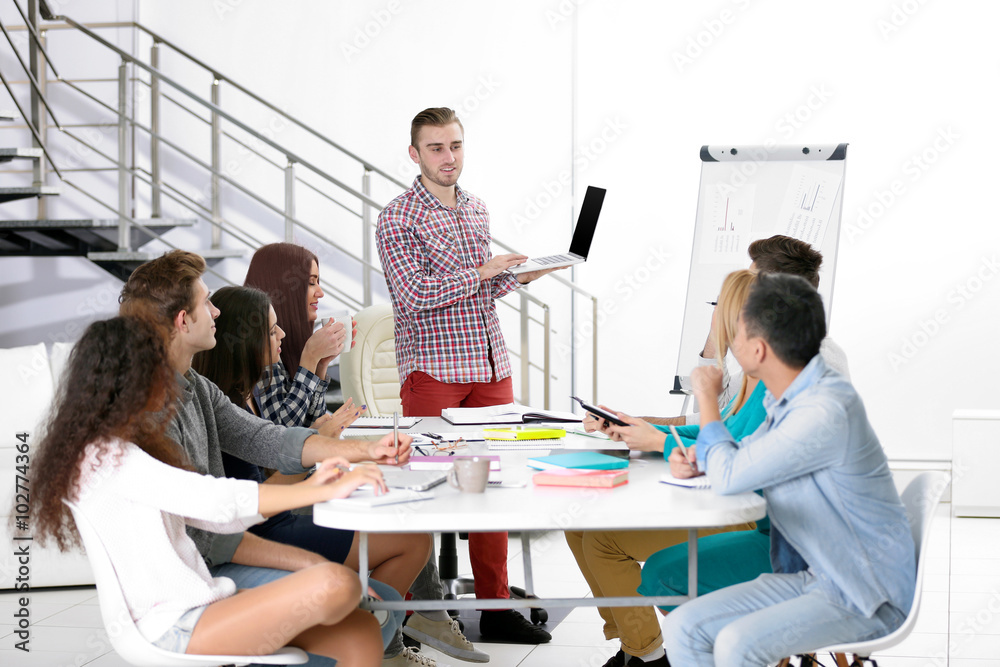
[659,473,712,489]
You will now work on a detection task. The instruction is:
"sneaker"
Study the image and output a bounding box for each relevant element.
[402,614,490,663]
[383,646,445,667]
[478,609,551,644]
[603,649,670,667]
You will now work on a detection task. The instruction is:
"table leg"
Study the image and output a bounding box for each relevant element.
[687,528,698,600]
[520,532,534,597]
[359,531,369,597]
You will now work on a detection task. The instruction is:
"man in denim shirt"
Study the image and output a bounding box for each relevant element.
[663,274,915,666]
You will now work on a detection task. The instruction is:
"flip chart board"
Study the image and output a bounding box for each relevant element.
[672,143,848,394]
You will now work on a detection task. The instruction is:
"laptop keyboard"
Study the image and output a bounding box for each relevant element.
[534,254,574,265]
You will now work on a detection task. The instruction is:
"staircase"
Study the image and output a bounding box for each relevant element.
[0,1,600,408]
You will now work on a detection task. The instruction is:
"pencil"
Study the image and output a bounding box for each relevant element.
[668,425,698,473]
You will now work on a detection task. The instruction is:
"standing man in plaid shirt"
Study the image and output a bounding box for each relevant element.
[377,108,562,650]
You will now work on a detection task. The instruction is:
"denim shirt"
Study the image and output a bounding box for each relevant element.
[695,355,916,618]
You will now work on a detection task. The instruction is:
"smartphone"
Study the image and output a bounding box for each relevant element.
[570,396,628,427]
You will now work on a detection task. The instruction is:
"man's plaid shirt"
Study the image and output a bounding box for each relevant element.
[255,362,328,426]
[376,177,521,385]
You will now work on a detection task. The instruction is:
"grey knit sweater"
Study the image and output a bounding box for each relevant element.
[166,369,314,567]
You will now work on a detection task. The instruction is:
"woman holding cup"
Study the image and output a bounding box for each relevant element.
[244,242,362,431]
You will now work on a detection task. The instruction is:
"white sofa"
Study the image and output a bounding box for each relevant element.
[1,341,95,589]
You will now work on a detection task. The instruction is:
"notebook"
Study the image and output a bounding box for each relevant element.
[482,427,566,440]
[409,455,501,471]
[533,468,629,489]
[349,416,421,428]
[508,185,607,275]
[441,404,581,425]
[526,451,629,471]
[488,439,565,451]
[659,473,712,489]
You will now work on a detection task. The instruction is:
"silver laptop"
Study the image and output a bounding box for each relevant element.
[508,186,607,275]
[379,467,448,492]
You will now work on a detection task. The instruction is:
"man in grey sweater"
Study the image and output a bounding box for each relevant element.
[120,250,426,666]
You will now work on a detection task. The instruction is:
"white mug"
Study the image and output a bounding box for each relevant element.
[327,309,354,349]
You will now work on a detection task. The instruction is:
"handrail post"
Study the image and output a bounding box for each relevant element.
[117,59,130,251]
[592,296,599,403]
[150,39,161,217]
[520,291,530,406]
[211,77,221,249]
[543,305,551,410]
[361,168,373,306]
[27,0,46,219]
[284,159,296,242]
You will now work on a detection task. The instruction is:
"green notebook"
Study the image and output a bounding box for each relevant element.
[526,451,629,471]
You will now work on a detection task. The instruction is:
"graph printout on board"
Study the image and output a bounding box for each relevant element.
[777,165,843,247]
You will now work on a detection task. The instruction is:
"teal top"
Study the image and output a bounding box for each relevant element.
[655,380,770,534]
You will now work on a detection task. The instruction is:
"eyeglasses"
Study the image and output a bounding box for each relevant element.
[433,437,467,452]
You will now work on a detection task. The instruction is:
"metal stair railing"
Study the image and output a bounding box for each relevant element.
[1,2,600,406]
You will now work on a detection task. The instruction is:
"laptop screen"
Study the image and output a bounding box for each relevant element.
[569,186,607,258]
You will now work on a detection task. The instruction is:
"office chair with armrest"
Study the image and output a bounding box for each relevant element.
[777,471,950,667]
[64,500,308,667]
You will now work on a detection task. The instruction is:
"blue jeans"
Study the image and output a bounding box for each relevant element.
[210,563,404,667]
[662,570,907,666]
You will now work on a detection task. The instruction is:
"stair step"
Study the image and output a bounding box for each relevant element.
[87,248,245,282]
[0,147,44,162]
[0,186,60,203]
[0,218,198,256]
[0,218,197,231]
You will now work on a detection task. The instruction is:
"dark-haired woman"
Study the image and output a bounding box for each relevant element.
[244,242,359,427]
[193,287,435,667]
[29,316,384,665]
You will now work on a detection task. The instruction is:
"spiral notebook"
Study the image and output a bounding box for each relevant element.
[659,474,712,489]
[487,439,565,451]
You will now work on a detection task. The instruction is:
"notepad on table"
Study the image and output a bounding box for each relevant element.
[349,416,422,428]
[483,426,566,440]
[533,468,629,489]
[659,473,712,489]
[526,451,629,471]
[442,404,582,425]
[409,455,501,471]
[488,439,565,451]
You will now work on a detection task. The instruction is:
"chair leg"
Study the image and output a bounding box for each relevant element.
[776,659,792,667]
[834,653,850,667]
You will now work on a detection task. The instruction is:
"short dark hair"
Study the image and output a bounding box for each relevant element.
[748,235,823,288]
[742,273,826,369]
[410,107,464,149]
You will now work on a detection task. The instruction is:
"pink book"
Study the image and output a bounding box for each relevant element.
[533,468,628,489]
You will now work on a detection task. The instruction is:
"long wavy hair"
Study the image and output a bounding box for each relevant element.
[192,286,273,407]
[713,269,759,417]
[244,243,317,374]
[28,316,188,551]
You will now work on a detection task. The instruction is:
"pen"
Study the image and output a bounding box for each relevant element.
[414,446,428,456]
[706,301,718,306]
[668,425,698,473]
[393,411,399,465]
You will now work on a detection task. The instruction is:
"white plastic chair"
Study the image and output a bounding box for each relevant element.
[778,470,951,667]
[65,500,308,666]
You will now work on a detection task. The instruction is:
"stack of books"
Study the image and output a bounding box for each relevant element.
[528,451,629,489]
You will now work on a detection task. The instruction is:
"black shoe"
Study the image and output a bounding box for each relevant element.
[624,651,671,667]
[602,650,627,667]
[478,609,551,644]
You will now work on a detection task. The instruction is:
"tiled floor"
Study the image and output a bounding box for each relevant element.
[2,504,998,666]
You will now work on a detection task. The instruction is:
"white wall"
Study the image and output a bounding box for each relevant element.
[2,0,997,461]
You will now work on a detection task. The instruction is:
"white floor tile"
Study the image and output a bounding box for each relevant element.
[516,643,616,667]
[0,600,76,626]
[0,648,90,665]
[35,605,106,628]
